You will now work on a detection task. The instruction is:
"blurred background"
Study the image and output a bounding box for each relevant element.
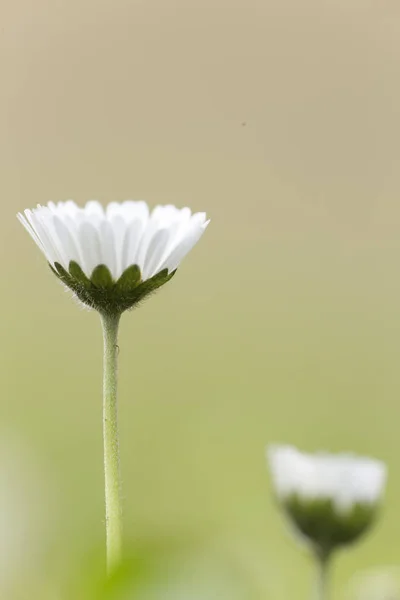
[2,0,400,597]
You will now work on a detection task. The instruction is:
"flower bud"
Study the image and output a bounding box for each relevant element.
[267,445,387,556]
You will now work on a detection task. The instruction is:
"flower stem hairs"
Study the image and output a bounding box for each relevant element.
[18,200,209,574]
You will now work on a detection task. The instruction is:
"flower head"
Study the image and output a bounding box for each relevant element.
[267,445,387,555]
[18,200,209,314]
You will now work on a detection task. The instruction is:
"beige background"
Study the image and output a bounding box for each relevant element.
[2,1,400,598]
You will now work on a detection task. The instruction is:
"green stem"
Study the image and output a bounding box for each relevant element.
[314,550,330,600]
[101,311,122,575]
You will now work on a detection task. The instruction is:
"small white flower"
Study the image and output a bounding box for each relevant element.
[18,200,209,313]
[267,444,387,554]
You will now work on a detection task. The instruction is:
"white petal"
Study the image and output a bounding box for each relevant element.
[76,222,102,277]
[160,217,209,273]
[134,205,175,268]
[142,229,170,279]
[161,208,192,251]
[135,220,160,270]
[110,215,128,277]
[28,209,64,267]
[36,209,73,268]
[98,220,117,278]
[52,216,81,266]
[120,200,149,223]
[121,218,145,272]
[17,213,46,255]
[85,200,105,217]
[62,200,80,217]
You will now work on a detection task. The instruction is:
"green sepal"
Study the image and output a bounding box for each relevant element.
[91,264,113,289]
[49,261,176,315]
[283,494,378,554]
[116,264,141,292]
[69,261,91,288]
[54,262,74,286]
[131,269,176,305]
[49,263,59,278]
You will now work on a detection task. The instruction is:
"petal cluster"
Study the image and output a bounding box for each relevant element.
[267,445,387,513]
[18,200,209,281]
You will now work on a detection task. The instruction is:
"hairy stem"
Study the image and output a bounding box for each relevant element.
[101,312,122,574]
[314,549,331,600]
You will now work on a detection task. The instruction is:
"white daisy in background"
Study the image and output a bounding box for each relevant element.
[267,445,387,600]
[18,200,209,312]
[18,199,209,576]
[267,444,386,550]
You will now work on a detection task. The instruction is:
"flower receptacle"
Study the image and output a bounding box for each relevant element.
[51,260,176,314]
[283,494,379,554]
